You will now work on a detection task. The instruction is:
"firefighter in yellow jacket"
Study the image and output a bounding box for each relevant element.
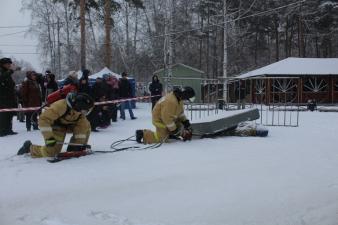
[17,92,94,157]
[136,86,195,144]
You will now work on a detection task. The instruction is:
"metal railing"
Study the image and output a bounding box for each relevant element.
[176,77,301,127]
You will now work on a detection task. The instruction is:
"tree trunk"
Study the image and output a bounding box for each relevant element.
[104,0,112,69]
[284,16,289,57]
[133,8,139,74]
[213,27,218,78]
[125,3,130,58]
[275,18,279,61]
[315,34,320,57]
[80,0,86,69]
[63,0,71,72]
[43,0,54,72]
[88,9,98,52]
[254,28,258,65]
[206,5,210,78]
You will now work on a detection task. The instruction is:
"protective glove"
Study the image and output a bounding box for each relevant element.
[182,120,191,129]
[45,137,57,147]
[170,127,181,137]
[181,128,193,141]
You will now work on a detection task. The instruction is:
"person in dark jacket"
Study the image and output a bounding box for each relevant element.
[63,71,79,87]
[0,58,18,136]
[235,80,246,109]
[45,73,59,97]
[87,77,111,131]
[119,72,136,120]
[79,69,91,95]
[21,71,42,131]
[104,74,119,122]
[149,75,163,109]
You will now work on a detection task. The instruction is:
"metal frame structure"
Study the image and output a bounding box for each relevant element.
[176,76,301,127]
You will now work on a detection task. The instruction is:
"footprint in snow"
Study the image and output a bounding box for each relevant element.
[41,217,77,225]
[89,211,132,225]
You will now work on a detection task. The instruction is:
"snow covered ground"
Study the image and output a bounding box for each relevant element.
[1,103,338,225]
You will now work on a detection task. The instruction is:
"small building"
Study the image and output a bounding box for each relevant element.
[235,57,338,104]
[153,63,204,102]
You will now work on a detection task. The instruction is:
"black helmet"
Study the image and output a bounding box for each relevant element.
[0,57,12,65]
[181,86,195,102]
[66,92,94,114]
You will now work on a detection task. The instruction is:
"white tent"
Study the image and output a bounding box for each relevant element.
[237,57,338,79]
[75,67,122,79]
[89,67,122,79]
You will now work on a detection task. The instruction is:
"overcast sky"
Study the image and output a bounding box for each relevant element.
[0,0,40,71]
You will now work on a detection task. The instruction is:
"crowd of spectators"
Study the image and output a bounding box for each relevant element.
[0,56,140,136]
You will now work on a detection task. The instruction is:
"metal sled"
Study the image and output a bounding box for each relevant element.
[191,108,260,135]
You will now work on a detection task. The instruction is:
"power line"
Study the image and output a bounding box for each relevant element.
[1,1,306,53]
[0,30,27,37]
[2,52,39,55]
[0,25,31,28]
[0,44,37,47]
[136,0,305,41]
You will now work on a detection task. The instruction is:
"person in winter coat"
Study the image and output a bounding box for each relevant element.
[149,75,163,109]
[78,69,91,95]
[235,80,246,109]
[87,77,111,131]
[119,72,136,120]
[135,86,195,144]
[45,73,59,98]
[103,74,119,122]
[37,71,48,101]
[63,71,79,87]
[21,71,42,131]
[0,57,18,137]
[17,92,94,157]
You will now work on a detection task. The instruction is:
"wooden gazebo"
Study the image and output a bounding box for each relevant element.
[234,57,338,104]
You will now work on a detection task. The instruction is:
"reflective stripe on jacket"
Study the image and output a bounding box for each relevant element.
[39,99,89,140]
[152,92,187,132]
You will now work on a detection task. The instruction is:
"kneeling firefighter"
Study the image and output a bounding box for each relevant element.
[17,92,94,157]
[136,86,195,144]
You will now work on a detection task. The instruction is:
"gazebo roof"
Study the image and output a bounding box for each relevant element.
[237,57,338,79]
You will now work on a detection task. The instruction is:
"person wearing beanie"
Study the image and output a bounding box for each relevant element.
[119,71,136,120]
[0,57,18,136]
[149,74,163,109]
[20,71,42,131]
[79,69,91,95]
[63,71,79,86]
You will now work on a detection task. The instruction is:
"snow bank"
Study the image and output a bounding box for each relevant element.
[1,103,338,225]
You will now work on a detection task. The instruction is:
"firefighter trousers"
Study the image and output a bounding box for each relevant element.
[30,125,91,157]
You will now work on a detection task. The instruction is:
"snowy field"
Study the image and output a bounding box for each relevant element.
[1,103,338,225]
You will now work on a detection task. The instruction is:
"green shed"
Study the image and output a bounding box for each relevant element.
[153,63,204,102]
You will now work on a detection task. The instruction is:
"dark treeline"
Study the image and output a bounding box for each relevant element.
[22,0,338,81]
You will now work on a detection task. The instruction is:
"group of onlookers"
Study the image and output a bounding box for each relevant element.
[1,57,143,136]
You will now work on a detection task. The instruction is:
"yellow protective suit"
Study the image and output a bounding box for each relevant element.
[30,99,91,157]
[143,92,187,144]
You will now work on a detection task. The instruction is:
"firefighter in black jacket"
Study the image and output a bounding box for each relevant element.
[0,58,18,137]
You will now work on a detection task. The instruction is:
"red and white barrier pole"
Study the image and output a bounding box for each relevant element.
[0,95,160,113]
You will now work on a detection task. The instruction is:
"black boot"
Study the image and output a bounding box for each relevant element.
[17,140,32,155]
[256,128,269,137]
[136,130,143,143]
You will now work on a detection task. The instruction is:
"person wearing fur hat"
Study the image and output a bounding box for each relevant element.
[20,71,42,131]
[0,58,18,137]
[63,71,79,87]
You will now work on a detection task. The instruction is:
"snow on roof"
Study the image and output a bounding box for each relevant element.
[237,57,338,79]
[89,67,122,79]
